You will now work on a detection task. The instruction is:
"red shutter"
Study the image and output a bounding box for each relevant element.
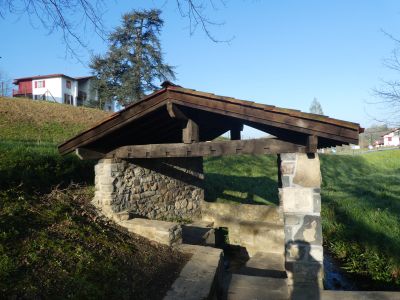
[34,81,37,88]
[43,80,45,88]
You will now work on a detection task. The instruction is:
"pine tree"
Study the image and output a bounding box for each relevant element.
[90,9,176,106]
[309,98,324,115]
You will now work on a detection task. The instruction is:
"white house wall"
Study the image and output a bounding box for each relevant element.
[61,77,78,105]
[383,131,400,146]
[32,77,63,103]
[30,75,106,109]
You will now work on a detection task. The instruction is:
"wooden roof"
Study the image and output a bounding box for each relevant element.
[58,83,362,155]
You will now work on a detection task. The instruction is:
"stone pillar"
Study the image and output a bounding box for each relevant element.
[93,157,204,221]
[278,153,323,290]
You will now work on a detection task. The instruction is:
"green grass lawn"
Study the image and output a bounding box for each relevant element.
[320,150,400,287]
[204,150,400,288]
[204,155,279,205]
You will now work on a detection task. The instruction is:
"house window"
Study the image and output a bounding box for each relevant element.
[66,80,71,89]
[388,137,392,142]
[35,80,45,88]
[64,94,73,105]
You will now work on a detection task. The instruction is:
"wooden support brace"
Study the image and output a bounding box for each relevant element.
[166,102,188,120]
[76,148,105,160]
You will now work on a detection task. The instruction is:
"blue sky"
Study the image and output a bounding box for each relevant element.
[1,0,400,136]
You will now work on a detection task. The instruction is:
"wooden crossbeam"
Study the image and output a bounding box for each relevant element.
[109,138,307,159]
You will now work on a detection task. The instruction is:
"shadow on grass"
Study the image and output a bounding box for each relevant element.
[0,142,95,193]
[204,173,279,205]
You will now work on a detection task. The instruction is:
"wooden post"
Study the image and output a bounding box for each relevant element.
[307,135,318,153]
[230,124,243,140]
[183,119,199,144]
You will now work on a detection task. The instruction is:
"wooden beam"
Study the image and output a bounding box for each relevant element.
[307,135,318,153]
[109,138,306,159]
[183,119,199,144]
[76,148,105,160]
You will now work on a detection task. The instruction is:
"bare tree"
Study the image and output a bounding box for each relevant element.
[0,0,230,58]
[175,0,231,43]
[0,69,12,97]
[0,0,107,58]
[372,47,400,126]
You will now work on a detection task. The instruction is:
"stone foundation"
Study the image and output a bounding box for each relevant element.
[93,157,204,221]
[278,153,324,289]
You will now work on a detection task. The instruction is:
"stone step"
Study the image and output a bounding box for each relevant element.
[165,245,223,300]
[120,218,182,246]
[227,274,289,300]
[237,252,286,278]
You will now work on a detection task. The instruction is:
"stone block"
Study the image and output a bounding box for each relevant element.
[121,218,182,246]
[280,153,297,161]
[280,188,315,213]
[313,193,321,213]
[281,162,296,175]
[281,175,292,188]
[100,184,114,193]
[228,274,289,300]
[285,243,323,262]
[165,245,223,300]
[286,261,324,287]
[293,215,322,245]
[292,153,321,188]
[285,214,301,226]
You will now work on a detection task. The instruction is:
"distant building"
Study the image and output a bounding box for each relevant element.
[382,128,400,147]
[12,74,114,112]
[373,138,384,148]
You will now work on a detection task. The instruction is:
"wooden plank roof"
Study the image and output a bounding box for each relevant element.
[58,83,362,155]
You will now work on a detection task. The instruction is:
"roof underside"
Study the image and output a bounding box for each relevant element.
[58,85,362,155]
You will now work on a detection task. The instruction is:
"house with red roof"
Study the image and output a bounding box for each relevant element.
[12,74,113,110]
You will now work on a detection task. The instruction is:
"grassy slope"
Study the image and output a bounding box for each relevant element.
[204,151,400,288]
[321,151,400,287]
[0,97,187,299]
[0,97,110,143]
[0,97,110,191]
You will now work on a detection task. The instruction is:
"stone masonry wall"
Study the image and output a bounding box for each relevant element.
[93,157,204,221]
[278,153,324,290]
